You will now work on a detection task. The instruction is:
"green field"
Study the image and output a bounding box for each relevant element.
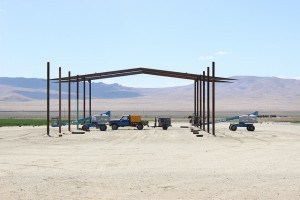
[0,119,68,127]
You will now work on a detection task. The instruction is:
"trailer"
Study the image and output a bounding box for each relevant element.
[109,115,149,130]
[153,117,172,130]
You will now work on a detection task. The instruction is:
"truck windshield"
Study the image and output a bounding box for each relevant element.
[121,116,129,121]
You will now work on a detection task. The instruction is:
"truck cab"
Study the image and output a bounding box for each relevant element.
[118,115,130,126]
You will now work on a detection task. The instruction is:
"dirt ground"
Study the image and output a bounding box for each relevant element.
[0,122,300,200]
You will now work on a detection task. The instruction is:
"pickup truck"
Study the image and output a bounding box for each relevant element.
[109,115,149,130]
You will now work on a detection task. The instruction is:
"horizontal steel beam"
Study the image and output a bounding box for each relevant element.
[52,67,235,83]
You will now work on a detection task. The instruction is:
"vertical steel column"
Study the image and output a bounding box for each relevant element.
[68,71,71,132]
[89,80,92,123]
[197,79,199,126]
[59,67,62,134]
[76,75,79,130]
[83,77,86,123]
[194,80,196,124]
[207,67,210,133]
[212,62,216,136]
[199,76,202,129]
[202,71,206,131]
[47,62,50,136]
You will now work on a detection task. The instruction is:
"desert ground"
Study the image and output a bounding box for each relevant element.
[0,122,300,200]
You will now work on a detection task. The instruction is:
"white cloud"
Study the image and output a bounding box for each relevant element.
[215,51,229,56]
[198,50,229,61]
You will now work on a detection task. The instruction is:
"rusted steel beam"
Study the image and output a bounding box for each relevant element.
[194,80,196,124]
[200,76,202,129]
[207,67,210,134]
[212,62,216,136]
[89,80,92,123]
[68,71,71,132]
[59,67,62,134]
[53,67,234,83]
[76,75,79,130]
[196,78,199,127]
[47,62,50,136]
[202,71,206,131]
[83,77,86,123]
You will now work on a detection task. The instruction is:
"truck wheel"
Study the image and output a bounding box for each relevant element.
[162,125,168,130]
[100,125,107,131]
[137,124,144,130]
[248,125,255,131]
[230,125,237,131]
[82,125,89,131]
[229,125,232,130]
[112,124,118,130]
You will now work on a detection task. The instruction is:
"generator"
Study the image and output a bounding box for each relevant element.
[153,117,172,130]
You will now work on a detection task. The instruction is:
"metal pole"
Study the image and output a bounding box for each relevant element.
[89,80,92,123]
[76,75,79,130]
[83,77,86,123]
[194,80,196,125]
[47,62,50,136]
[68,71,71,132]
[59,67,62,134]
[207,67,210,133]
[196,78,199,127]
[212,62,216,136]
[202,71,206,131]
[199,76,202,129]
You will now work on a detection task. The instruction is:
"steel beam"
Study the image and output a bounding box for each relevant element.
[68,71,71,132]
[47,62,50,136]
[59,67,62,134]
[194,80,196,125]
[212,62,216,136]
[196,78,199,127]
[83,77,86,123]
[89,80,92,123]
[207,67,210,134]
[202,71,206,131]
[76,75,79,130]
[199,76,202,129]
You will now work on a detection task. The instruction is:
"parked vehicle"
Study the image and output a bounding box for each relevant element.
[81,114,110,131]
[109,115,149,130]
[80,111,110,131]
[229,114,258,132]
[153,117,172,130]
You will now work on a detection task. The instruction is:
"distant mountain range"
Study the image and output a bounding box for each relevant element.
[0,76,299,111]
[0,77,142,101]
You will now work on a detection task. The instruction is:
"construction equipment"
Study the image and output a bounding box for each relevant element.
[109,115,149,130]
[153,117,172,130]
[51,111,111,132]
[81,111,110,131]
[229,113,258,132]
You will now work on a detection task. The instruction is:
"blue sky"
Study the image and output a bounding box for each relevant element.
[0,0,299,87]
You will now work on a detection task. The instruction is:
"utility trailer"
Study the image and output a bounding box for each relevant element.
[109,115,149,130]
[153,117,172,130]
[229,114,257,132]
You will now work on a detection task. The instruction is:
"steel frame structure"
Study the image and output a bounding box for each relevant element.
[46,62,233,136]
